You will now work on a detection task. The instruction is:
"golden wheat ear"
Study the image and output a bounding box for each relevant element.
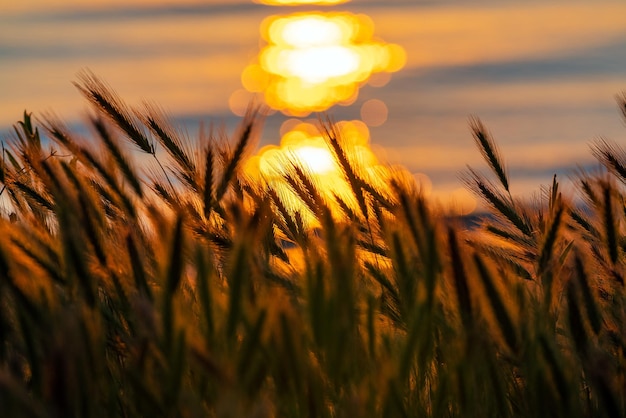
[320,117,369,221]
[214,108,260,204]
[89,114,144,197]
[591,138,626,185]
[463,167,533,237]
[141,103,197,190]
[74,70,154,155]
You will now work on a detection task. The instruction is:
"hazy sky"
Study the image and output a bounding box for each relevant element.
[1,0,625,200]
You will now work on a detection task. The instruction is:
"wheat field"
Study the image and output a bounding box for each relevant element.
[0,74,625,417]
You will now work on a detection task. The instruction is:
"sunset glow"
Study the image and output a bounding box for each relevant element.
[254,0,348,5]
[242,12,406,116]
[245,120,403,225]
[3,1,625,208]
[293,146,336,174]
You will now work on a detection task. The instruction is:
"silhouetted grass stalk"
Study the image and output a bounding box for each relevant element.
[0,77,625,418]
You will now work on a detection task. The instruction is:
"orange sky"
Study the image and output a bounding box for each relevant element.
[2,2,624,122]
[1,0,626,202]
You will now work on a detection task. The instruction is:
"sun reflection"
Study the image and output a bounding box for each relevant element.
[242,12,406,116]
[245,120,406,226]
[254,0,349,5]
[293,146,336,174]
[239,7,418,226]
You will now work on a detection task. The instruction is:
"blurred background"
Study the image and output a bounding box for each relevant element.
[1,0,625,208]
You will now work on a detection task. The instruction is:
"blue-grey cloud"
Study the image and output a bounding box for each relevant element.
[401,37,626,86]
[2,2,261,24]
[0,41,239,61]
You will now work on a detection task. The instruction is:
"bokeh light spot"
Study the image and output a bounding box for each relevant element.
[279,118,305,137]
[294,146,336,174]
[360,99,388,127]
[367,72,391,88]
[229,89,256,117]
[241,64,270,92]
[242,12,406,116]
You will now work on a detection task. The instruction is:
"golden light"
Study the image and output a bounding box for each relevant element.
[244,120,402,227]
[242,12,406,116]
[293,146,336,174]
[228,89,255,117]
[253,122,342,179]
[254,0,349,5]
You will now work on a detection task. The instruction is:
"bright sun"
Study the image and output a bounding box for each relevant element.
[293,146,336,174]
[244,120,403,227]
[241,12,406,115]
